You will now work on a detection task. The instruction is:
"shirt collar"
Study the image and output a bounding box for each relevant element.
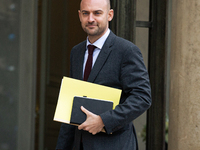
[86,29,110,49]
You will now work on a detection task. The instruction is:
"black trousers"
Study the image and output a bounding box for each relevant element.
[80,142,84,150]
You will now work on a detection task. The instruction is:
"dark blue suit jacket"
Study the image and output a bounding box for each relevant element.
[56,31,151,150]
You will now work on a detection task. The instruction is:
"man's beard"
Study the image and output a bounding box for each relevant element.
[84,25,105,37]
[84,25,99,36]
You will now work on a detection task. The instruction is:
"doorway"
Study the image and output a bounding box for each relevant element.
[36,0,86,149]
[36,0,167,150]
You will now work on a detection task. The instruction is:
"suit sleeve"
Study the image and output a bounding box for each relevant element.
[100,45,152,134]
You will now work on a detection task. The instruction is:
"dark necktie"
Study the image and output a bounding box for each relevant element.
[83,45,96,81]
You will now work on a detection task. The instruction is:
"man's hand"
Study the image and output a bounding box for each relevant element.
[78,106,105,135]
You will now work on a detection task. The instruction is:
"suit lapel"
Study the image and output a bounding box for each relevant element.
[88,31,116,82]
[73,41,86,80]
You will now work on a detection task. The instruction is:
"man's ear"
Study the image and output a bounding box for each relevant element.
[108,9,114,21]
[78,10,82,22]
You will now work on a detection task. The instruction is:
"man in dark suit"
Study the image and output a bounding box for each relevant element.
[56,0,151,149]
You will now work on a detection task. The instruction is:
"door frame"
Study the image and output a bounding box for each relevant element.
[17,0,38,149]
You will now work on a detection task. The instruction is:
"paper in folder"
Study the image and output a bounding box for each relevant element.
[53,77,122,124]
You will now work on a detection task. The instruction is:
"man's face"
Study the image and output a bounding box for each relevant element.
[79,0,113,42]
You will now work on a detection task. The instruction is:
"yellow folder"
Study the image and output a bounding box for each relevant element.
[53,77,122,124]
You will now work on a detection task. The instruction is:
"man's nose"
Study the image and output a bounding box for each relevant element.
[88,14,95,22]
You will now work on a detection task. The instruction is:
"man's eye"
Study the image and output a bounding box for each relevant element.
[83,12,89,15]
[95,12,101,15]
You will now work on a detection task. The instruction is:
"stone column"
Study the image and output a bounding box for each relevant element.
[168,0,200,149]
